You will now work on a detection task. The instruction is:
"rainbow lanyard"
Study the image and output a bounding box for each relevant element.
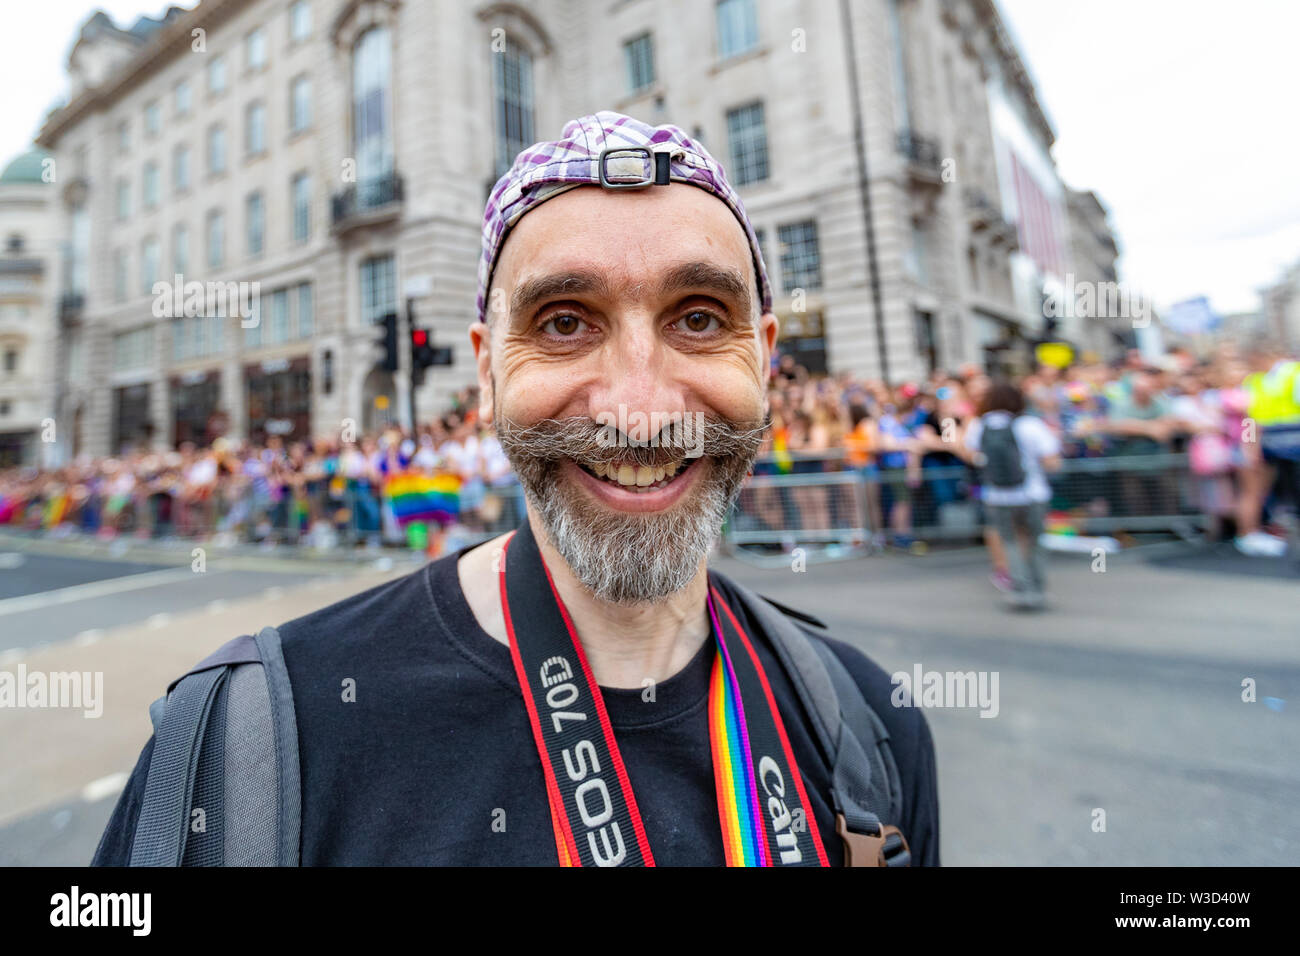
[500,521,829,867]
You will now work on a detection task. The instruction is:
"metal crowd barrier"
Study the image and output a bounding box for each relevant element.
[724,452,1208,564]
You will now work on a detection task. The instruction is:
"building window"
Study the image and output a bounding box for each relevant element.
[297,282,313,338]
[142,161,159,209]
[144,100,161,137]
[245,101,266,156]
[117,120,130,153]
[717,0,759,59]
[291,171,311,242]
[113,327,153,372]
[69,205,89,295]
[244,295,262,348]
[360,254,396,326]
[624,33,655,93]
[268,288,290,344]
[208,54,227,95]
[754,226,769,277]
[290,75,312,133]
[141,237,160,295]
[207,123,226,174]
[245,27,267,71]
[493,36,534,178]
[116,179,130,221]
[726,102,769,185]
[778,220,822,293]
[175,79,192,117]
[246,192,264,257]
[2,349,16,375]
[173,144,190,192]
[207,210,225,269]
[114,249,128,303]
[290,1,311,43]
[172,223,188,275]
[353,27,394,190]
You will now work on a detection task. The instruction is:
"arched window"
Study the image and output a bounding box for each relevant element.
[353,26,393,202]
[493,36,534,177]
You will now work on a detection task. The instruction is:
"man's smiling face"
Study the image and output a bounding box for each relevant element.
[471,182,778,603]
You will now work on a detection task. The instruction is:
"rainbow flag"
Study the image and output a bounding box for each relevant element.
[384,471,460,527]
[42,493,69,530]
[772,426,793,475]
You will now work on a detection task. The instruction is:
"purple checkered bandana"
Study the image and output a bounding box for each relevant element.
[477,110,773,323]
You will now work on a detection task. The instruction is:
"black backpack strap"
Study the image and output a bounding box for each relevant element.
[132,627,300,867]
[717,576,911,866]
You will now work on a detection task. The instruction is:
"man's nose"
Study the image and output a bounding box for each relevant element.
[589,321,687,433]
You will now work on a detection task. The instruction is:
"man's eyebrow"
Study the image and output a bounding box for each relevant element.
[656,261,753,317]
[509,270,611,319]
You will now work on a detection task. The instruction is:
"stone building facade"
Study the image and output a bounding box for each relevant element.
[36,0,1114,456]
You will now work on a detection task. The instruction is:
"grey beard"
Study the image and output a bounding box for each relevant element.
[496,414,767,606]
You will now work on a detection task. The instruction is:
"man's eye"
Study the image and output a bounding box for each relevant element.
[680,310,720,334]
[542,314,584,336]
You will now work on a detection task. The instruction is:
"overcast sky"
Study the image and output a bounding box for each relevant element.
[3,1,1297,314]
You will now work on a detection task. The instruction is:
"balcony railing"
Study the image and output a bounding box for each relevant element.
[896,130,943,178]
[331,171,405,233]
[59,291,85,325]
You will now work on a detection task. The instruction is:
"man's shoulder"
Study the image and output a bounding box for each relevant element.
[710,573,933,750]
[273,559,440,659]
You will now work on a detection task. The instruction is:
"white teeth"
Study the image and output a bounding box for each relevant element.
[653,466,666,483]
[635,465,655,486]
[617,463,637,486]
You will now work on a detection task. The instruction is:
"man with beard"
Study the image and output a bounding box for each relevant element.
[93,113,938,867]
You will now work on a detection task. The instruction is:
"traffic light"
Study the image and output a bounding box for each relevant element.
[375,312,398,372]
[411,326,434,370]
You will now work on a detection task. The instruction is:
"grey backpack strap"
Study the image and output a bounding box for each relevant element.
[720,578,911,866]
[810,639,910,867]
[131,665,230,866]
[253,626,301,866]
[131,628,300,867]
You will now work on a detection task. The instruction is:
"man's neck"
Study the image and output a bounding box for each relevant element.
[456,518,712,690]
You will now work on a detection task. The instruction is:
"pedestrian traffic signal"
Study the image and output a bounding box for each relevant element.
[376,312,399,372]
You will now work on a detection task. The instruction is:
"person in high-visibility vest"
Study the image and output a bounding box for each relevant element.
[1235,341,1300,557]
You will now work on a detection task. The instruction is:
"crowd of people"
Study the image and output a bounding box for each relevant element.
[0,386,521,551]
[752,339,1300,559]
[2,342,1298,564]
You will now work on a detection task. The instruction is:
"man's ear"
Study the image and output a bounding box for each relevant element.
[469,320,494,425]
[759,311,779,383]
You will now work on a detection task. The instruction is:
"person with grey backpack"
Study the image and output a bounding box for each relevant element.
[963,381,1062,610]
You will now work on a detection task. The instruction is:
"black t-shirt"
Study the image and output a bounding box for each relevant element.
[93,548,940,866]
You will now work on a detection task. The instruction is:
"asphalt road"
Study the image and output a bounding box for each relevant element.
[1,537,1295,866]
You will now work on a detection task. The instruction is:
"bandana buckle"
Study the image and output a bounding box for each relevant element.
[598,146,671,190]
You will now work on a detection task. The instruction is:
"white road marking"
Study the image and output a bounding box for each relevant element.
[0,567,198,617]
[81,772,129,803]
[0,552,26,569]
